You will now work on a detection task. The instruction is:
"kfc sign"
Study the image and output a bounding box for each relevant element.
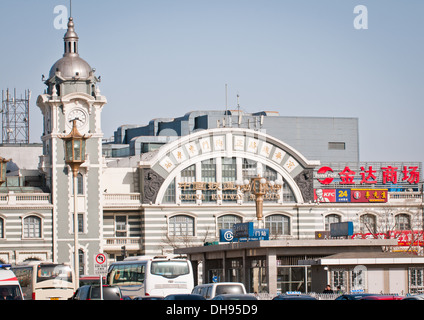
[316,165,420,185]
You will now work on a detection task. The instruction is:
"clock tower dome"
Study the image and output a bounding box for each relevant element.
[37,16,107,276]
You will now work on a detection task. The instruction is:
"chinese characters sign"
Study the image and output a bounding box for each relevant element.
[316,165,420,186]
[159,133,300,174]
[352,231,424,247]
[314,188,387,203]
[178,181,281,201]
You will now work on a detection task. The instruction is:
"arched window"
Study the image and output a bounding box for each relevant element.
[265,214,290,236]
[325,214,341,231]
[395,214,411,230]
[23,216,41,238]
[169,215,194,236]
[360,214,376,234]
[217,215,242,230]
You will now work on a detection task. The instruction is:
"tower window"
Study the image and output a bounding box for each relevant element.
[328,142,346,150]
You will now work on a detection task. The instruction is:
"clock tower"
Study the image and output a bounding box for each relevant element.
[37,16,107,275]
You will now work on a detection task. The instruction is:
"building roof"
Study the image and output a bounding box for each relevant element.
[300,251,424,266]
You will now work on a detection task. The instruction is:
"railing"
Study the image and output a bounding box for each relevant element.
[389,192,422,201]
[104,237,142,250]
[103,193,141,206]
[0,192,51,205]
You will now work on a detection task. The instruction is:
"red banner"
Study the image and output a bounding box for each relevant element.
[350,189,387,203]
[352,231,424,246]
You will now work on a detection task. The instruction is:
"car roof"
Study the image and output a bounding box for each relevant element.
[274,294,317,300]
[360,295,403,300]
[213,294,257,300]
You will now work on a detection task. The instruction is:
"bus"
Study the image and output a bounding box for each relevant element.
[107,255,194,298]
[12,261,75,300]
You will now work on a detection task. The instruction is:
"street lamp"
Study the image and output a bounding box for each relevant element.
[236,175,283,228]
[0,157,10,186]
[60,119,90,288]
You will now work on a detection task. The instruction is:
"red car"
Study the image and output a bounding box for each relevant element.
[360,295,403,300]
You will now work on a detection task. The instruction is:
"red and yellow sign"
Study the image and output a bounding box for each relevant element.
[350,189,387,203]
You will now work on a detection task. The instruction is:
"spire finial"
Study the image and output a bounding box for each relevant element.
[63,13,79,56]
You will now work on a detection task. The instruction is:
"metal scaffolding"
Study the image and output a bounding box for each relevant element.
[1,88,30,144]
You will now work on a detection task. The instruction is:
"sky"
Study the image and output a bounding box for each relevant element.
[0,0,423,165]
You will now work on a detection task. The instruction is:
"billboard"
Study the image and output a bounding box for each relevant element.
[314,188,387,203]
[220,227,269,242]
[330,222,354,237]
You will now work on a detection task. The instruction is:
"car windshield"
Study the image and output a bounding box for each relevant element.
[36,264,73,283]
[90,287,121,300]
[150,261,189,278]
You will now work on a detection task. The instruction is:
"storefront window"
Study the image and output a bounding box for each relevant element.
[277,266,311,293]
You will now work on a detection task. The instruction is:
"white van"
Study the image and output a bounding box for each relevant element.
[0,264,24,300]
[192,282,246,299]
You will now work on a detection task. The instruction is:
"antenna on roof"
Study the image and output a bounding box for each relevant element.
[237,93,242,127]
[225,84,228,128]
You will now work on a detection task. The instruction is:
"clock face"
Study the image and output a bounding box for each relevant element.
[67,106,87,128]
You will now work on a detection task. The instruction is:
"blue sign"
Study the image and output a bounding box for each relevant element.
[330,221,354,237]
[232,222,254,238]
[219,228,269,242]
[336,189,351,202]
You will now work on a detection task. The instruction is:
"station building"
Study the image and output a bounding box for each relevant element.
[0,15,422,296]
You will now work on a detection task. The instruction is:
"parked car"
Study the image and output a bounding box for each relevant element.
[273,293,317,300]
[192,282,246,299]
[70,285,123,300]
[212,294,257,300]
[402,294,424,300]
[335,293,379,300]
[164,294,205,300]
[360,295,403,300]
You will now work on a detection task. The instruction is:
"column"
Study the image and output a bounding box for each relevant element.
[266,249,277,295]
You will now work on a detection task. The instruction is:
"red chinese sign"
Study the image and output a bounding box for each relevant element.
[352,231,424,247]
[350,189,387,203]
[316,165,420,185]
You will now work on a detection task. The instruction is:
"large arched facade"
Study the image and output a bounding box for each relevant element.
[138,128,320,255]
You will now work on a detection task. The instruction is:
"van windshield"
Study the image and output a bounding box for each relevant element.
[0,285,23,300]
[150,261,189,279]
